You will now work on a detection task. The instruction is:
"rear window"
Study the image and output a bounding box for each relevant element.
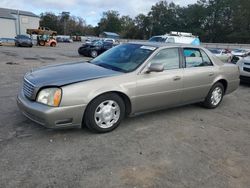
[184,48,213,67]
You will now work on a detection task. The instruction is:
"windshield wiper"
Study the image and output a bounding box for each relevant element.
[97,63,127,73]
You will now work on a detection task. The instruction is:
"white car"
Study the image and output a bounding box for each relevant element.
[237,56,250,83]
[103,38,119,44]
[231,49,250,56]
[208,48,232,63]
[149,31,201,46]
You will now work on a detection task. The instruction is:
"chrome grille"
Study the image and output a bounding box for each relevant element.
[23,78,35,99]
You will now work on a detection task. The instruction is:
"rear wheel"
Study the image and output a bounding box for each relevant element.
[50,42,56,47]
[203,82,224,109]
[84,93,125,133]
[90,50,98,58]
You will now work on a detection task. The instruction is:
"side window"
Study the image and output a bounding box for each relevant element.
[200,50,213,66]
[149,48,180,70]
[184,48,213,68]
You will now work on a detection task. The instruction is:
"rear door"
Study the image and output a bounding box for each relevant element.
[182,48,216,103]
[134,47,183,112]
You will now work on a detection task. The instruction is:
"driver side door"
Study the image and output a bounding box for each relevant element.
[134,48,183,113]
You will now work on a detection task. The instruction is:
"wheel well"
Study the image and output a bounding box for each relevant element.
[112,91,132,115]
[88,91,132,116]
[217,79,228,92]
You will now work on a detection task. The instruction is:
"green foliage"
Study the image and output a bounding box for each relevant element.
[97,11,122,34]
[40,12,91,36]
[40,0,250,43]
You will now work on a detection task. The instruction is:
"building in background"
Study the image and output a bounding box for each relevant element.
[0,8,40,39]
[100,32,120,39]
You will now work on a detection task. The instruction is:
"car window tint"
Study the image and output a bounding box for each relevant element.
[184,48,212,68]
[149,48,180,70]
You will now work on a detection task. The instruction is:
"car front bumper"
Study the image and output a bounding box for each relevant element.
[17,90,87,129]
[239,66,250,83]
[240,75,250,83]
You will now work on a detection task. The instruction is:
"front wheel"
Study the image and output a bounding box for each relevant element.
[84,93,125,133]
[203,82,224,109]
[90,50,98,58]
[39,40,45,46]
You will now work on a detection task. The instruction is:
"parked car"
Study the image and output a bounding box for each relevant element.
[208,48,232,63]
[85,38,99,44]
[149,31,201,45]
[0,38,2,46]
[78,40,114,58]
[103,38,119,44]
[15,35,33,47]
[17,42,239,133]
[56,37,73,43]
[231,49,250,57]
[236,56,250,83]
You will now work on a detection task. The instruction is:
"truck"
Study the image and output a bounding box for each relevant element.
[26,27,57,36]
[149,31,201,46]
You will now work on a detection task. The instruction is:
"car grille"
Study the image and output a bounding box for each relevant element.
[244,62,250,66]
[23,78,35,99]
[243,67,250,72]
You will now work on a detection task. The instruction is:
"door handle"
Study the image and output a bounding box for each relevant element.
[173,76,181,81]
[209,73,214,76]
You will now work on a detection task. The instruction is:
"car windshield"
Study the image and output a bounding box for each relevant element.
[91,43,156,73]
[93,40,103,46]
[149,36,166,42]
[209,49,221,54]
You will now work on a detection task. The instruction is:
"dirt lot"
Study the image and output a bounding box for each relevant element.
[0,43,250,188]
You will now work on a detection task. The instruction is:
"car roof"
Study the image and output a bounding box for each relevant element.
[128,41,202,49]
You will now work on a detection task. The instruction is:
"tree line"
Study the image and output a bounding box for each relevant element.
[40,0,250,43]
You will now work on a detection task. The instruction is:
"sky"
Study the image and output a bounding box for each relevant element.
[0,0,197,26]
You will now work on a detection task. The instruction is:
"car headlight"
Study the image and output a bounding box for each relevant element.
[37,88,62,107]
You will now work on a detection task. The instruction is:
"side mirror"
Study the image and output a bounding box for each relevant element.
[146,64,164,73]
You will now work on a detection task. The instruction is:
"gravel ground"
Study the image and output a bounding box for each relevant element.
[0,43,250,188]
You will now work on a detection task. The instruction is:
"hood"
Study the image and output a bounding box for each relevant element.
[25,61,121,88]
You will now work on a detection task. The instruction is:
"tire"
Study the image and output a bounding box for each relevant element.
[90,50,98,58]
[39,41,45,46]
[50,42,56,47]
[203,82,224,109]
[84,93,125,133]
[78,48,84,56]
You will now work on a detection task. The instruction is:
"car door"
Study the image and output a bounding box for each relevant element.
[134,47,183,113]
[182,48,216,103]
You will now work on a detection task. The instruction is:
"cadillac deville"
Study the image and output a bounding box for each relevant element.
[17,42,240,133]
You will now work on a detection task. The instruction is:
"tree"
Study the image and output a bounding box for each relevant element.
[97,11,122,34]
[40,12,62,32]
[134,14,151,39]
[148,1,181,36]
[120,16,136,38]
[40,12,88,36]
